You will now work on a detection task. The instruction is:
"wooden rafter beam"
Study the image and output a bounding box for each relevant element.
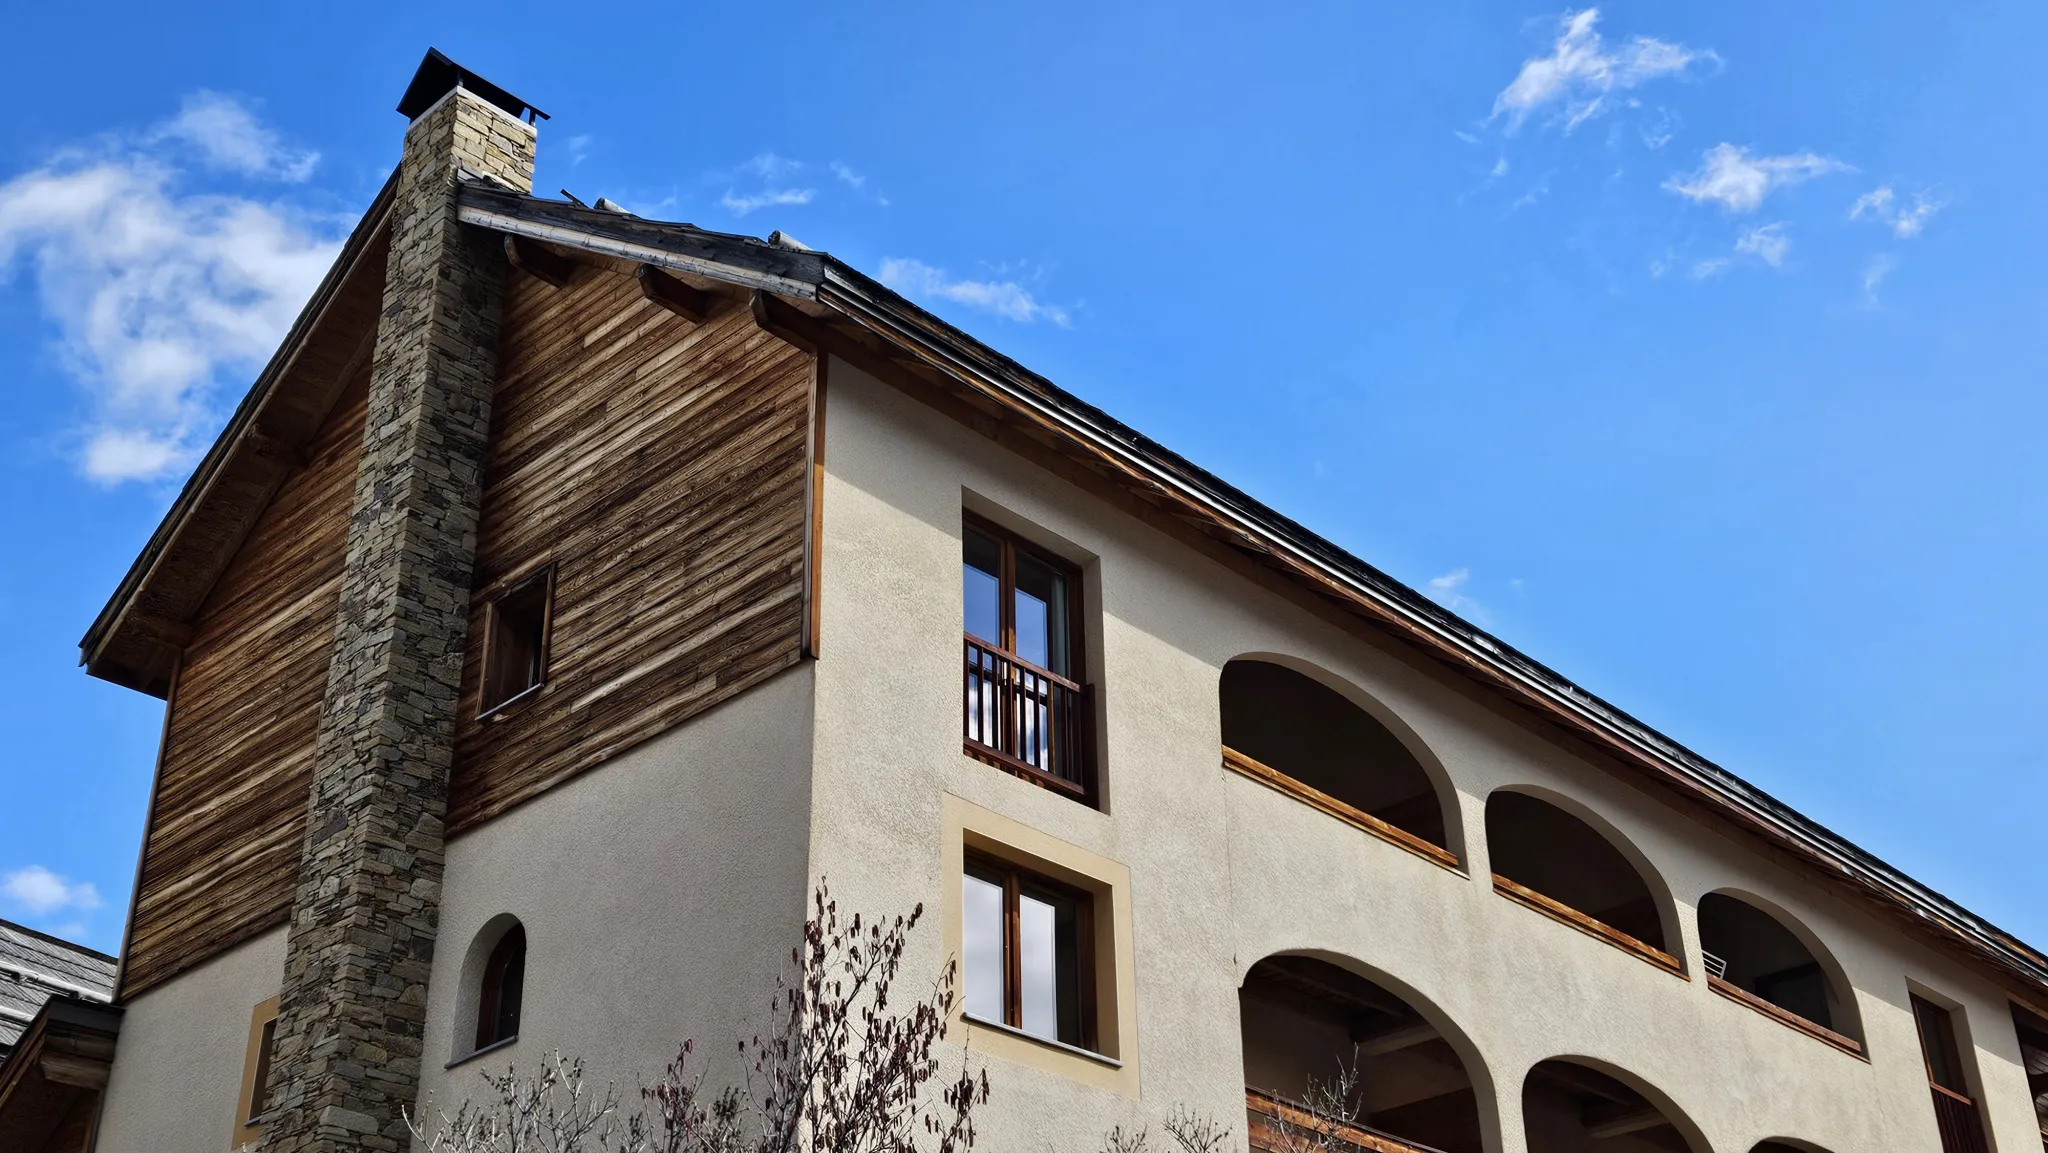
[637,263,713,321]
[503,234,573,288]
[1351,1020,1439,1057]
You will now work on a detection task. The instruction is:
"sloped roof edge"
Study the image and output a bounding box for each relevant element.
[450,188,2047,1001]
[78,172,399,693]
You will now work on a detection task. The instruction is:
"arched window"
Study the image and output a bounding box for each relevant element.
[474,923,526,1052]
[1698,892,1861,1048]
[1240,954,1486,1153]
[1486,791,1671,959]
[1522,1058,1703,1153]
[1220,659,1451,854]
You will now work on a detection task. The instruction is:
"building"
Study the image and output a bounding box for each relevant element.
[19,49,2048,1153]
[0,920,120,1149]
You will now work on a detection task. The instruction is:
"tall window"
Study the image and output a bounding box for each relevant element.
[961,517,1092,799]
[475,924,527,1051]
[962,856,1092,1049]
[1913,994,1990,1153]
[232,995,281,1148]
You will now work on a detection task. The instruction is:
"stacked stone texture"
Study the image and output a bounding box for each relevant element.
[260,89,535,1153]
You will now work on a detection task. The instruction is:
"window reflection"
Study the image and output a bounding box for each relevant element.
[963,869,1006,1024]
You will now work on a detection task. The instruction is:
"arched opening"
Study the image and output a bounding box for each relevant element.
[1698,891,1860,1044]
[1220,659,1451,853]
[1241,954,1485,1153]
[1752,1141,1834,1153]
[1522,1058,1702,1152]
[453,916,527,1061]
[1485,790,1668,953]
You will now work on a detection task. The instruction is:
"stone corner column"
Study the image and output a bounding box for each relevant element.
[260,86,535,1153]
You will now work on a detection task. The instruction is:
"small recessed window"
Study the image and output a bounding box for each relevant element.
[475,924,527,1052]
[479,567,554,716]
[233,995,281,1146]
[963,856,1092,1049]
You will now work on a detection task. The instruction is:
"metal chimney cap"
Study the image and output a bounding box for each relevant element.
[397,48,548,123]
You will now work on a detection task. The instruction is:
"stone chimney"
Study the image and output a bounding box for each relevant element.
[260,52,539,1153]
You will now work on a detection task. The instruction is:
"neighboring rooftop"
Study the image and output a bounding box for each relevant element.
[0,921,114,1062]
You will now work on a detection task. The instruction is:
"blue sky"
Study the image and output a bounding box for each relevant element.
[1,2,2041,958]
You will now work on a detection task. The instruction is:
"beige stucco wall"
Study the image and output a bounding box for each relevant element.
[808,354,2043,1153]
[96,926,286,1153]
[409,662,817,1134]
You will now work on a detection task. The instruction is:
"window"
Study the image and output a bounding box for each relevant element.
[232,995,281,1147]
[961,516,1092,798]
[475,924,527,1052]
[1913,993,1991,1153]
[962,855,1092,1050]
[479,566,554,716]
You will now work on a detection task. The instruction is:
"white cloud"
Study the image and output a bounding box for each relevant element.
[1426,567,1489,620]
[1492,9,1715,133]
[156,91,318,182]
[719,152,816,217]
[1862,253,1896,305]
[2,866,102,915]
[720,187,815,216]
[563,134,594,167]
[1735,222,1792,268]
[830,161,866,190]
[0,100,344,484]
[1664,143,1851,213]
[1850,184,1943,238]
[1690,256,1732,280]
[878,257,1070,326]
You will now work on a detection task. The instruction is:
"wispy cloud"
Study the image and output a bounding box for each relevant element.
[719,152,816,217]
[2,865,102,916]
[563,134,594,167]
[155,91,319,182]
[1664,143,1851,213]
[1492,9,1715,134]
[1850,185,1943,238]
[0,94,342,483]
[720,187,815,215]
[1426,567,1490,621]
[877,257,1070,326]
[829,162,865,190]
[1862,254,1896,306]
[1735,221,1791,268]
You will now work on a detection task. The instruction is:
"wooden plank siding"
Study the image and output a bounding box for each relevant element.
[445,261,813,832]
[120,372,369,1000]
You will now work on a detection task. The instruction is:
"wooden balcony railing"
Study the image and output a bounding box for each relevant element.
[1245,1087,1447,1153]
[1929,1083,1990,1153]
[963,634,1090,798]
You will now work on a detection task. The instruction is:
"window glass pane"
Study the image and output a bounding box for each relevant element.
[1012,550,1068,674]
[963,529,1003,646]
[1017,890,1060,1041]
[962,871,1006,1023]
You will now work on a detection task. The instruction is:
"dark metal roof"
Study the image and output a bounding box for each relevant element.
[453,185,2048,1001]
[396,48,547,123]
[0,920,114,1059]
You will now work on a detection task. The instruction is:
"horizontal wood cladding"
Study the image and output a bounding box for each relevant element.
[447,262,812,831]
[120,373,369,1000]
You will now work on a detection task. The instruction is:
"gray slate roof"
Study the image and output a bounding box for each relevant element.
[0,920,115,1060]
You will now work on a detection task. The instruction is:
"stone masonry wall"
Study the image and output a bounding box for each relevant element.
[259,89,535,1153]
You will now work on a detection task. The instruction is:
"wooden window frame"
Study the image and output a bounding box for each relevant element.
[474,924,527,1053]
[232,994,281,1147]
[963,852,1098,1053]
[961,513,1095,802]
[476,564,556,721]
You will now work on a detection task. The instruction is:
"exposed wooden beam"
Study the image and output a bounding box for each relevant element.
[1584,1106,1669,1140]
[503,234,573,288]
[1351,1020,1439,1057]
[636,263,712,321]
[244,425,310,470]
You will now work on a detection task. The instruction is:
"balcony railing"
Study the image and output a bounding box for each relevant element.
[963,634,1090,798]
[1930,1084,1990,1153]
[1244,1087,1447,1153]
